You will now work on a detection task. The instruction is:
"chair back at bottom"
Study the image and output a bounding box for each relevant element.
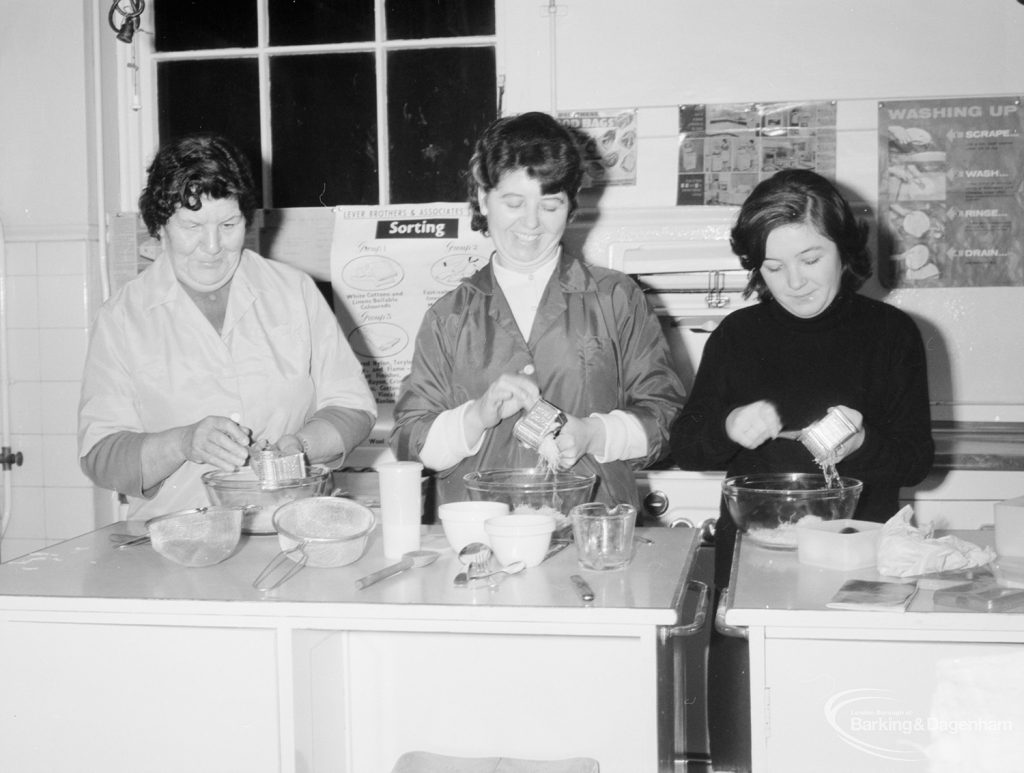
[390,751,600,773]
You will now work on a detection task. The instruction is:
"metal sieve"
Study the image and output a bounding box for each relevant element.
[252,496,375,591]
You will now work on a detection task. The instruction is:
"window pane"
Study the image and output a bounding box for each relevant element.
[154,0,257,51]
[156,59,264,201]
[270,54,379,207]
[268,0,375,45]
[387,47,496,203]
[385,0,494,39]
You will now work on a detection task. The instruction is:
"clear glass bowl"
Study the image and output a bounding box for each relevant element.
[463,468,596,522]
[721,473,863,550]
[202,465,332,535]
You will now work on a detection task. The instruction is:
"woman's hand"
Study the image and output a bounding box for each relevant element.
[725,400,783,449]
[180,415,251,471]
[551,415,604,469]
[466,373,541,434]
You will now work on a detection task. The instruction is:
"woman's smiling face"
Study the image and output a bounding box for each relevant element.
[761,222,843,318]
[478,167,569,272]
[162,195,246,293]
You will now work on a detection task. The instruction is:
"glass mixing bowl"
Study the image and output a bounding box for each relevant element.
[202,465,332,535]
[721,473,863,550]
[463,468,597,523]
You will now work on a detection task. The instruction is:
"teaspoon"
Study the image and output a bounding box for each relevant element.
[454,560,526,587]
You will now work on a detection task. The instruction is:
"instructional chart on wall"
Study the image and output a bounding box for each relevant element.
[878,96,1024,288]
[330,203,493,436]
[675,101,835,206]
[676,101,837,206]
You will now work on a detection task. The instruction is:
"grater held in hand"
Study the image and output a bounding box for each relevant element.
[250,442,306,485]
[798,407,859,464]
[513,398,568,450]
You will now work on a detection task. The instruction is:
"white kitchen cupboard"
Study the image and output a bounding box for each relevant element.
[0,525,703,773]
[724,532,1024,772]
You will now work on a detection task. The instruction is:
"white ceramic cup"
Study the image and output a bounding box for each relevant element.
[377,461,423,559]
[438,500,509,553]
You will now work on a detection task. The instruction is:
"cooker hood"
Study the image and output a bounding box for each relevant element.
[572,206,753,328]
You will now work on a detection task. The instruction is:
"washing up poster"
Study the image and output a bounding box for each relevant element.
[676,101,837,206]
[878,96,1024,288]
[330,203,493,421]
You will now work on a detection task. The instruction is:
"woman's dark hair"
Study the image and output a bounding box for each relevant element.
[138,133,259,237]
[729,169,872,300]
[466,111,584,233]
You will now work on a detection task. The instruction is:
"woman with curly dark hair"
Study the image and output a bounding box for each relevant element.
[79,133,375,522]
[670,169,933,771]
[391,112,683,507]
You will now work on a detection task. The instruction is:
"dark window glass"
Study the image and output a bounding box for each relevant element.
[270,53,379,207]
[154,0,257,51]
[387,47,496,203]
[268,0,375,45]
[385,0,494,39]
[156,59,264,200]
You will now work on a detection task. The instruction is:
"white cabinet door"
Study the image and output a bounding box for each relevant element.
[0,621,281,773]
[309,628,664,773]
[760,637,1024,772]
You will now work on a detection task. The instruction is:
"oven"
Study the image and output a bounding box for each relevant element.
[593,237,754,771]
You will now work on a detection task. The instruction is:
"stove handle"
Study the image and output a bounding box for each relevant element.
[659,579,709,642]
[714,585,749,640]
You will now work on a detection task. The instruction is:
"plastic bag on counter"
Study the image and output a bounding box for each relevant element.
[876,506,995,578]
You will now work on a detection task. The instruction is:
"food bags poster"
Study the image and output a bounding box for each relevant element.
[879,96,1024,288]
[558,109,638,188]
[330,203,493,435]
[676,101,837,206]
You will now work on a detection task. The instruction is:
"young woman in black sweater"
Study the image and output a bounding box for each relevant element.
[670,169,934,771]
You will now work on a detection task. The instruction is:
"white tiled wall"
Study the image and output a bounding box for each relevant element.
[2,237,98,562]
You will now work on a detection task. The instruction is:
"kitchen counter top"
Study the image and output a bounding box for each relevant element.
[0,523,695,625]
[725,528,1021,632]
[0,523,701,773]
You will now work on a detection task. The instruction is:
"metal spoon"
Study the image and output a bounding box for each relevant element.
[354,549,439,590]
[454,560,526,587]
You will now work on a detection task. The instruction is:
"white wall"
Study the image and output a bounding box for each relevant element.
[500,0,1024,419]
[0,0,102,561]
[1,0,1021,560]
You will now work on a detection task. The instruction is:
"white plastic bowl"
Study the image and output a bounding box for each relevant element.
[438,500,510,553]
[484,513,556,568]
[796,518,881,570]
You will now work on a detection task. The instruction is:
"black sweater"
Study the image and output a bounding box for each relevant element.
[670,290,934,534]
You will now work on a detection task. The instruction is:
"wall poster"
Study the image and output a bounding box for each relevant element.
[879,96,1024,287]
[676,101,837,206]
[329,203,493,438]
[558,109,638,188]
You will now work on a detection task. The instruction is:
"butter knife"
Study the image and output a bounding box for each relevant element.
[570,574,595,602]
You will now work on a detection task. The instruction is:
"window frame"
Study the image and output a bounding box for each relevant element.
[114,0,510,212]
